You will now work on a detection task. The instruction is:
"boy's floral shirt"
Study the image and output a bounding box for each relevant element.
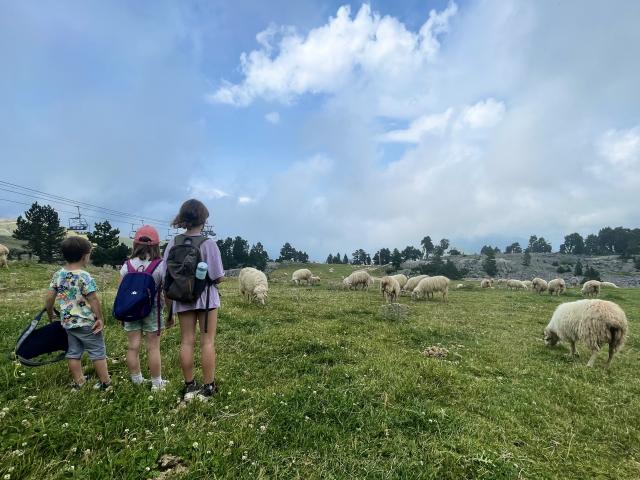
[48,269,97,329]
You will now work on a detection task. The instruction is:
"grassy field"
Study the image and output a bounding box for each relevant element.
[1,262,639,479]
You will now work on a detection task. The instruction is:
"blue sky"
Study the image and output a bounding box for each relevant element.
[1,0,639,260]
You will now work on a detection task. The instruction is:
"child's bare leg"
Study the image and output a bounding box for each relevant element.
[93,359,110,383]
[145,333,162,379]
[68,359,85,384]
[179,312,197,382]
[126,331,142,376]
[199,309,218,384]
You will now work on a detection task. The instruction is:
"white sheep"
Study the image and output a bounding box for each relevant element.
[456,283,464,289]
[412,276,450,302]
[380,276,401,303]
[600,281,619,289]
[343,270,373,290]
[403,275,428,293]
[309,275,321,285]
[532,278,548,294]
[391,274,408,289]
[544,299,628,367]
[522,280,533,289]
[507,279,527,290]
[569,277,580,287]
[292,268,313,285]
[329,267,335,273]
[547,278,566,296]
[239,267,269,305]
[0,243,8,268]
[581,280,601,297]
[480,278,493,288]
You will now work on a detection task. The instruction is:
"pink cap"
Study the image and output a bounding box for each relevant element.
[134,225,160,245]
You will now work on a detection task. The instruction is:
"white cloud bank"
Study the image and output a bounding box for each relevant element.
[204,0,640,258]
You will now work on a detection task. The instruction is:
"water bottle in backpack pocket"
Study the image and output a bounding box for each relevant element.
[113,259,162,321]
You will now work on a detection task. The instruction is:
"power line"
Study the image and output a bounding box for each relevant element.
[0,180,171,225]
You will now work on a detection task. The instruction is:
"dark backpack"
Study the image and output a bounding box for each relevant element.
[15,308,68,367]
[164,235,210,303]
[113,259,162,333]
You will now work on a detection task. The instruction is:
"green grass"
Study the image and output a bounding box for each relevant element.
[1,262,639,479]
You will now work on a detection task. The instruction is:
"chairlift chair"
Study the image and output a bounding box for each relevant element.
[128,223,137,240]
[68,206,88,232]
[202,223,216,238]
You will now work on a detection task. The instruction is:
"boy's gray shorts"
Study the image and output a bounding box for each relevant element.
[66,326,106,361]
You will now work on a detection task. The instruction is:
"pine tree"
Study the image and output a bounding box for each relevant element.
[482,249,497,276]
[87,221,120,249]
[342,254,348,264]
[574,260,583,276]
[13,202,66,263]
[391,248,402,269]
[326,254,333,264]
[248,242,269,270]
[522,250,531,266]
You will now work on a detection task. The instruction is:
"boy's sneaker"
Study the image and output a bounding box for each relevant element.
[151,379,169,392]
[196,382,219,401]
[182,380,200,401]
[70,375,90,391]
[93,381,112,391]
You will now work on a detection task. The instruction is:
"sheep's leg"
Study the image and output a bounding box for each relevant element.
[569,341,578,357]
[586,350,599,367]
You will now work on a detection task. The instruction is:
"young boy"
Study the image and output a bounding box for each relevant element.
[45,236,111,390]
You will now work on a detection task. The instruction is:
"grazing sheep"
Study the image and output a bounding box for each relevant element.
[532,278,548,294]
[548,278,566,296]
[239,267,269,305]
[292,268,313,285]
[480,278,493,288]
[343,270,373,290]
[507,279,527,290]
[522,280,533,289]
[412,276,450,302]
[0,243,8,268]
[581,280,601,297]
[569,276,580,287]
[601,281,619,289]
[456,283,464,289]
[309,275,321,285]
[544,299,628,367]
[496,279,507,287]
[403,275,428,293]
[329,267,335,273]
[380,276,401,303]
[391,274,408,289]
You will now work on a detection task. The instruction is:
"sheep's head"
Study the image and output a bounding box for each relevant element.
[543,328,559,346]
[254,285,268,305]
[411,290,419,300]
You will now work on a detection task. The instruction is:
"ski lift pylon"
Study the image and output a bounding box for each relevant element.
[67,206,88,232]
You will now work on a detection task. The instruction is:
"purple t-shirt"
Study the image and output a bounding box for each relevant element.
[163,235,225,312]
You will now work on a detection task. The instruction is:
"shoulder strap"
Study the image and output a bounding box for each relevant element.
[144,258,162,274]
[126,260,136,273]
[173,234,186,247]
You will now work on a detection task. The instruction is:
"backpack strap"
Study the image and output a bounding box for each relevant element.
[15,309,66,367]
[126,260,136,273]
[144,258,162,274]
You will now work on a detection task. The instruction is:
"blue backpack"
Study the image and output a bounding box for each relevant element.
[113,259,162,333]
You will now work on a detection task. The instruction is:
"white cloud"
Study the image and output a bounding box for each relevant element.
[457,98,506,130]
[380,109,453,143]
[188,180,229,200]
[208,2,458,108]
[597,127,640,167]
[237,196,255,205]
[264,111,280,124]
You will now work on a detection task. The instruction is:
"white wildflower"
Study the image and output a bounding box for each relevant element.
[192,442,199,449]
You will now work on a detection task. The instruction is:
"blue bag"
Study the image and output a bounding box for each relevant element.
[113,259,162,332]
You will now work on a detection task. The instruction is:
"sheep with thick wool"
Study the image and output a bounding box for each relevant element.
[480,278,493,288]
[239,267,269,305]
[601,281,619,289]
[380,276,401,303]
[309,275,321,285]
[507,279,527,290]
[0,243,8,269]
[522,280,533,289]
[403,275,428,293]
[291,268,313,285]
[391,274,408,289]
[544,299,628,367]
[547,278,566,296]
[582,280,601,297]
[532,278,548,294]
[412,276,450,302]
[343,270,373,290]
